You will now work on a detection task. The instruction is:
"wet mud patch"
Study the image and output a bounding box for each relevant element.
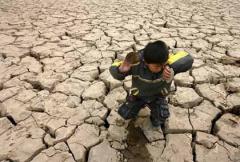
[122,121,152,162]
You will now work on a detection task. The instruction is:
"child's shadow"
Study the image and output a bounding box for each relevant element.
[122,121,153,162]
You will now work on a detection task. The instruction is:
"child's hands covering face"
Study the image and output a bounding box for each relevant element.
[163,65,174,83]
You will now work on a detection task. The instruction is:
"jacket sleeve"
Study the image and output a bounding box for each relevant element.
[167,51,194,75]
[109,60,131,80]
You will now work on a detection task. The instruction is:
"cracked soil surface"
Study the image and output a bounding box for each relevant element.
[0,0,240,161]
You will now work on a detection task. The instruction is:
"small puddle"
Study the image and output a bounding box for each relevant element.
[121,121,152,162]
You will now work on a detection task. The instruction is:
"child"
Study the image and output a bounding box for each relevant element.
[109,40,193,127]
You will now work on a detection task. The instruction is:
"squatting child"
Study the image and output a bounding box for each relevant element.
[109,40,193,128]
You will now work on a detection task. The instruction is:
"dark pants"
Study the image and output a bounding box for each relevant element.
[118,95,170,127]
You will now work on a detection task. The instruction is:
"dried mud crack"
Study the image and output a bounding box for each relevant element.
[0,0,239,161]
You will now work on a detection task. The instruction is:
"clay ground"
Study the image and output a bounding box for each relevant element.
[0,0,239,161]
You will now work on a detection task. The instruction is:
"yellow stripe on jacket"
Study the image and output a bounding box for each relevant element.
[111,60,140,67]
[167,51,188,65]
[112,60,123,67]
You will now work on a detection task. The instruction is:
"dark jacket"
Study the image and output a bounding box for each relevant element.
[109,50,193,97]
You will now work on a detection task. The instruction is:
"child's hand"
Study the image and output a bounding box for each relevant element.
[119,60,131,73]
[119,51,139,73]
[163,65,174,83]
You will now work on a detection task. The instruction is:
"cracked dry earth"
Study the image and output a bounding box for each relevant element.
[0,0,240,162]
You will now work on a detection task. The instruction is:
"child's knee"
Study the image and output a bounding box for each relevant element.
[118,104,133,120]
[118,94,146,120]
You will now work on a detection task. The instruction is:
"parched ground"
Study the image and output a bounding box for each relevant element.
[0,0,240,161]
